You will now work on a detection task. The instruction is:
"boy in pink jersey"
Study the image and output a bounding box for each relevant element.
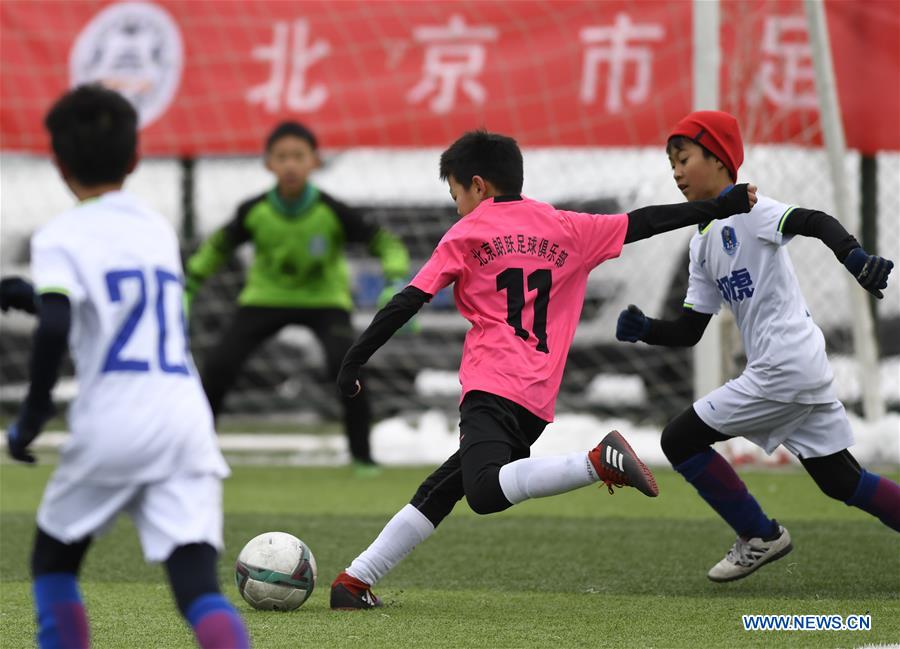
[329,130,756,609]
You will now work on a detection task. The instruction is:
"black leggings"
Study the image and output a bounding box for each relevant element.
[31,528,91,577]
[201,306,374,462]
[31,529,220,617]
[661,405,862,502]
[410,391,547,524]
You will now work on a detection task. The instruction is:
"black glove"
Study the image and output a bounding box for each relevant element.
[7,399,56,464]
[0,277,38,314]
[844,248,894,299]
[616,304,650,343]
[337,364,362,398]
[717,183,754,218]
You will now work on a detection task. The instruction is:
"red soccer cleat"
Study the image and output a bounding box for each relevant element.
[330,571,383,610]
[588,430,659,497]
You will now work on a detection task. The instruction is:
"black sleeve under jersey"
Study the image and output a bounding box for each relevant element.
[624,184,752,243]
[319,191,380,244]
[780,207,860,262]
[642,308,713,347]
[341,286,430,370]
[25,292,71,408]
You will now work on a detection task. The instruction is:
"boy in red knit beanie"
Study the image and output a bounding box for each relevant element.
[616,109,898,582]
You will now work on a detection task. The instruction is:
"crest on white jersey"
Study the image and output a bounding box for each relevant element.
[721,225,740,256]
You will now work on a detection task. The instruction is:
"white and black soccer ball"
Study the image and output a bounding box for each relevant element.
[234,532,317,611]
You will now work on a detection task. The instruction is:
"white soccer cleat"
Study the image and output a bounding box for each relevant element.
[707,523,793,582]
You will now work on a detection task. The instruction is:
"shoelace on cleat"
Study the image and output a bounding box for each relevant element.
[600,478,624,495]
[726,537,765,567]
[597,449,628,494]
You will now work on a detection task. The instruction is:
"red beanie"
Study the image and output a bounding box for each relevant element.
[668,110,743,181]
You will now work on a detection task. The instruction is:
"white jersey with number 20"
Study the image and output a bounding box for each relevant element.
[30,191,228,485]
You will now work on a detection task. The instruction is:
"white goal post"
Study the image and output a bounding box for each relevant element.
[803,0,884,420]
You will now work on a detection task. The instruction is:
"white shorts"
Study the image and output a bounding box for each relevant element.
[694,383,854,459]
[37,472,224,563]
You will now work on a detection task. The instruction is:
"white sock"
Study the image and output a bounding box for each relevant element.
[498,451,598,505]
[346,504,435,586]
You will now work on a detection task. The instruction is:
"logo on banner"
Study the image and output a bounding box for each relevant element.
[69,2,183,127]
[721,226,740,256]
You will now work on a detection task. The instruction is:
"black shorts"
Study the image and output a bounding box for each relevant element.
[411,391,549,522]
[458,390,548,457]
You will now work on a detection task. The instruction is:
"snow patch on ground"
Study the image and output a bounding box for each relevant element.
[5,412,896,467]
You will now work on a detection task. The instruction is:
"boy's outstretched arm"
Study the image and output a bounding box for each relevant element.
[183,203,254,312]
[7,292,70,463]
[780,208,894,299]
[616,304,712,347]
[323,195,411,299]
[337,286,431,397]
[624,184,757,244]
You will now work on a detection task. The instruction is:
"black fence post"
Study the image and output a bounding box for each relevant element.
[180,156,196,245]
[860,154,877,323]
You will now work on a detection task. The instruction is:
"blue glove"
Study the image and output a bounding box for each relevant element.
[844,248,894,299]
[616,304,650,343]
[7,400,56,464]
[0,277,38,314]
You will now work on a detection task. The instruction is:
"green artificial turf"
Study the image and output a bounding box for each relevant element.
[2,463,898,648]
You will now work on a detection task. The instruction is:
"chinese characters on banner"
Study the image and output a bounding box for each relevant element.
[752,15,818,109]
[406,14,498,115]
[579,13,665,114]
[246,19,331,113]
[0,0,896,154]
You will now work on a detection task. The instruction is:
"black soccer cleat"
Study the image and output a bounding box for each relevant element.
[330,571,383,610]
[588,430,659,497]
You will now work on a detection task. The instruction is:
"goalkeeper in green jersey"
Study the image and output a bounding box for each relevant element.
[185,121,410,472]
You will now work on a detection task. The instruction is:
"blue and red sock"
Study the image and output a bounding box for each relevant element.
[675,448,777,539]
[846,469,900,532]
[186,593,250,649]
[33,573,89,649]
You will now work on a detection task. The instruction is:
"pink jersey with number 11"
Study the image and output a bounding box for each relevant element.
[410,196,628,422]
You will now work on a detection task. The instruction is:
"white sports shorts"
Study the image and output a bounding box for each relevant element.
[37,472,224,563]
[694,382,854,459]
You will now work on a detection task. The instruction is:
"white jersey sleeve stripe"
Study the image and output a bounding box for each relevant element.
[38,286,71,295]
[776,206,798,234]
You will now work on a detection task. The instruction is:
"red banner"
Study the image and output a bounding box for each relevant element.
[1,0,897,155]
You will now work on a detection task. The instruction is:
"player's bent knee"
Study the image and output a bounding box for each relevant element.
[816,480,854,502]
[165,543,221,617]
[660,418,695,466]
[661,407,723,467]
[800,451,861,503]
[809,467,859,502]
[465,493,501,515]
[464,485,512,515]
[659,424,680,465]
[31,528,91,577]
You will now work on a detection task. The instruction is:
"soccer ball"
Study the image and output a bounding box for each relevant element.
[234,531,317,611]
